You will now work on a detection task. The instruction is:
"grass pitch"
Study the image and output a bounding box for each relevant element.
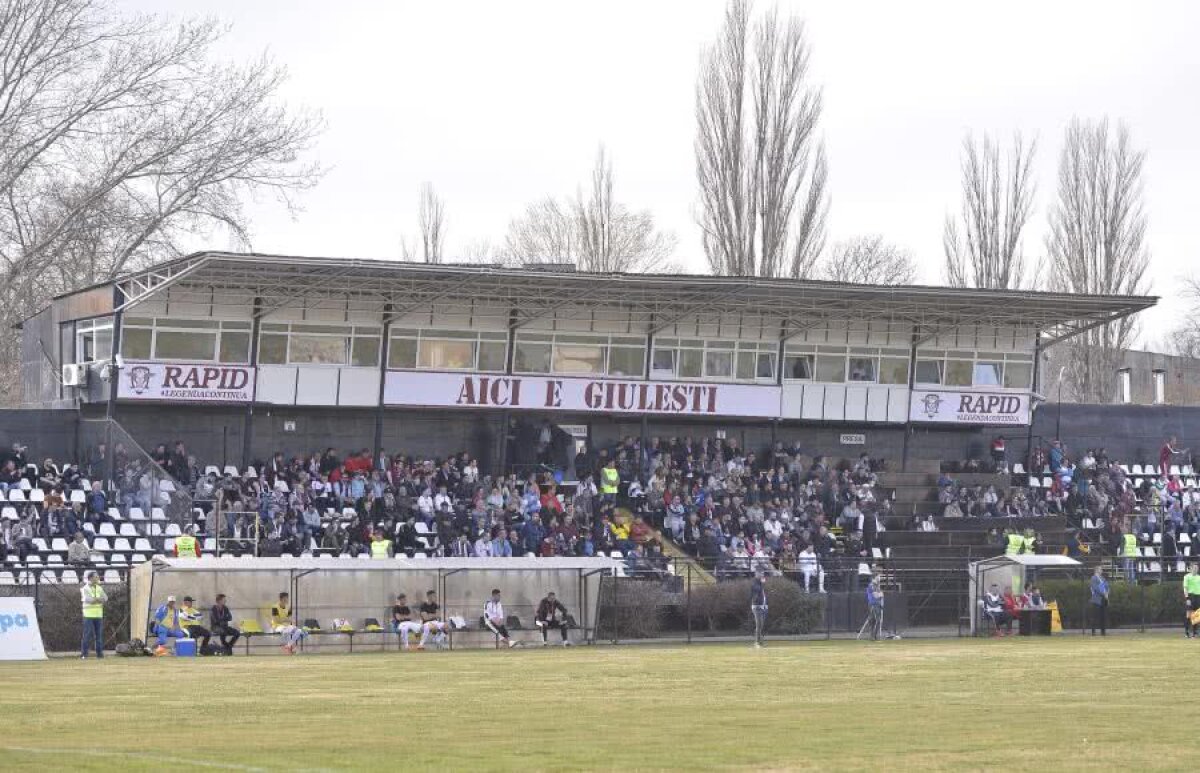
[0,636,1195,771]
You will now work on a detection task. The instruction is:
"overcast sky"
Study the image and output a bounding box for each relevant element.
[128,0,1199,345]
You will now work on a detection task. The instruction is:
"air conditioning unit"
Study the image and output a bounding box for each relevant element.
[61,363,88,387]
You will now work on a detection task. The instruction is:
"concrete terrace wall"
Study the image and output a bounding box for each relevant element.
[15,402,1200,472]
[0,409,78,460]
[1029,403,1200,465]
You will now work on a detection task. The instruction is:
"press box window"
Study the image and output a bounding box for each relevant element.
[784,354,813,380]
[914,359,942,385]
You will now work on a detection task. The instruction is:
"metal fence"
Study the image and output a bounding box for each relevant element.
[0,565,131,652]
[78,418,195,528]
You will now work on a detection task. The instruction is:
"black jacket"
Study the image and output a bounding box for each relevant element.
[210,604,233,628]
[535,597,568,623]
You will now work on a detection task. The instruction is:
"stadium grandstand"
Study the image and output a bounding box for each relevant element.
[9,250,1196,651]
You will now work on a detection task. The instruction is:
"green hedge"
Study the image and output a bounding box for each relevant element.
[596,577,825,639]
[1038,579,1185,629]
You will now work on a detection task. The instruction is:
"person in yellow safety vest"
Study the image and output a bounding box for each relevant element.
[1022,529,1037,555]
[80,571,107,659]
[600,460,619,503]
[1121,530,1139,584]
[370,528,393,559]
[175,526,200,558]
[1005,529,1023,555]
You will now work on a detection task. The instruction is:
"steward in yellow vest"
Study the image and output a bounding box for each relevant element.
[600,462,619,496]
[1005,531,1023,555]
[175,532,198,558]
[370,528,393,559]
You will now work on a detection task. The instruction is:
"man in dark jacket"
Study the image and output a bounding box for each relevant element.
[535,591,571,646]
[209,593,241,655]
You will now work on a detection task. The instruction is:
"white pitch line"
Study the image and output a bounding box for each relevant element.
[2,746,269,771]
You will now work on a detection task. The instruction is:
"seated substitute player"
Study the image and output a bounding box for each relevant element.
[417,590,448,650]
[484,588,518,648]
[535,590,572,646]
[391,593,424,650]
[270,591,307,655]
[178,596,212,654]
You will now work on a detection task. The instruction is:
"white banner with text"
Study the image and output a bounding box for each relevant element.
[0,598,47,661]
[384,371,782,418]
[908,390,1030,425]
[118,361,255,403]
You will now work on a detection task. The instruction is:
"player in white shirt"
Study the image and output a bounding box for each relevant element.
[484,588,517,648]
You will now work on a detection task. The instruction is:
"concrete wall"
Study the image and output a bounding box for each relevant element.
[1029,402,1200,465]
[0,409,78,461]
[16,402,1200,473]
[104,404,501,471]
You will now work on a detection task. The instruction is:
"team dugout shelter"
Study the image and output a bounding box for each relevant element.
[18,252,1156,472]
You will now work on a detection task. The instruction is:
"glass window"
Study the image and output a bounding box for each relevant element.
[94,328,112,361]
[1118,369,1131,404]
[915,359,941,385]
[514,341,551,373]
[155,330,217,361]
[219,331,250,364]
[973,361,1002,386]
[944,360,973,387]
[289,334,347,365]
[784,355,813,380]
[388,337,418,369]
[420,339,475,370]
[258,333,287,365]
[553,343,605,374]
[1003,362,1031,390]
[879,357,909,385]
[755,352,776,380]
[815,355,846,383]
[350,336,380,367]
[121,328,152,360]
[736,351,757,381]
[679,349,702,378]
[1153,370,1166,405]
[78,330,96,363]
[847,357,876,382]
[608,346,644,377]
[704,350,733,378]
[478,341,507,372]
[651,348,676,375]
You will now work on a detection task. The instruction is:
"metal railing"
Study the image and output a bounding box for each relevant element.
[77,418,195,529]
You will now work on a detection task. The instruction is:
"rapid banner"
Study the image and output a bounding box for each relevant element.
[909,390,1030,425]
[118,361,255,402]
[0,598,47,661]
[384,371,782,418]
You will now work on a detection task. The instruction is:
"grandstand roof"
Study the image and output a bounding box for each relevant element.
[84,251,1155,344]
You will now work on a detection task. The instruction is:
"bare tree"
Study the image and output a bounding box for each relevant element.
[943,132,1037,289]
[503,147,677,272]
[819,235,917,285]
[1162,275,1200,358]
[0,0,322,403]
[695,0,828,279]
[417,182,446,264]
[1046,118,1150,403]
